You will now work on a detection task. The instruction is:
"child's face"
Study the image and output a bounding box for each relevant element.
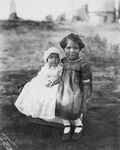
[65,40,80,61]
[47,53,60,67]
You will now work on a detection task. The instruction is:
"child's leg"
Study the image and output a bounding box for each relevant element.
[61,119,71,141]
[80,113,83,120]
[74,118,83,133]
[71,117,83,140]
[62,119,71,133]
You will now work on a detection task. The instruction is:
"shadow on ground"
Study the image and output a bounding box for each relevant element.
[0,67,120,150]
[0,99,120,150]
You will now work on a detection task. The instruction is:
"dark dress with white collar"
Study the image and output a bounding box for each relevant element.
[56,57,92,120]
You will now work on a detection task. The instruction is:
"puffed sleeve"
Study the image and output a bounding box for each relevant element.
[80,60,92,85]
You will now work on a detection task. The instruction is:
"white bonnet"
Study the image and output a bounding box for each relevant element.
[43,47,61,62]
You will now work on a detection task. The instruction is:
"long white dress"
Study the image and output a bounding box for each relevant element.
[15,63,63,120]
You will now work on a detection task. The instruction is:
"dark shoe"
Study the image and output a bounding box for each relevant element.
[72,125,83,140]
[61,125,71,141]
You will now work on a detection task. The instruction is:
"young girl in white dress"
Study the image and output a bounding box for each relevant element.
[15,47,63,120]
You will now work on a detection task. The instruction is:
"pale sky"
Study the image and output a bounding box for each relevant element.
[0,0,118,21]
[0,0,88,20]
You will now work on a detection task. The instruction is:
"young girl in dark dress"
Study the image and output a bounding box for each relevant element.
[56,33,92,141]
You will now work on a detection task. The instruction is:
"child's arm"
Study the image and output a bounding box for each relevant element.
[83,80,92,101]
[50,65,63,87]
[81,61,92,113]
[50,77,61,87]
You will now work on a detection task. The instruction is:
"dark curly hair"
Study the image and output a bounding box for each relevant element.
[60,33,85,50]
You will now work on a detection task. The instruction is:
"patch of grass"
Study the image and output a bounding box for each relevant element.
[81,34,120,68]
[0,24,120,106]
[0,20,55,33]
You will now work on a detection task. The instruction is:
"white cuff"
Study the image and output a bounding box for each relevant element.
[82,79,90,83]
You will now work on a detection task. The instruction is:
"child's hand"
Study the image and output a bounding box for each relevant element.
[50,77,61,87]
[45,80,53,87]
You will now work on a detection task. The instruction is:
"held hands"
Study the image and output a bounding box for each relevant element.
[45,77,61,87]
[46,80,53,87]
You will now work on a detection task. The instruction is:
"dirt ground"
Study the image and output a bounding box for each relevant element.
[0,20,120,150]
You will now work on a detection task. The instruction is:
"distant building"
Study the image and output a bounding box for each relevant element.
[71,0,120,24]
[114,0,120,22]
[7,0,120,23]
[9,0,22,20]
[87,0,116,24]
[71,4,89,22]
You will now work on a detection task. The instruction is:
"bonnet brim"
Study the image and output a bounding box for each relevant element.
[43,47,61,62]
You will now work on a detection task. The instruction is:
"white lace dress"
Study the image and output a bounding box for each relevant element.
[15,64,63,120]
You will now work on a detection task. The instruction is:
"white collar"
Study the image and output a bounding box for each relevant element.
[67,57,83,62]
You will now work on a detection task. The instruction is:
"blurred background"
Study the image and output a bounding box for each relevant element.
[0,0,120,24]
[0,0,120,150]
